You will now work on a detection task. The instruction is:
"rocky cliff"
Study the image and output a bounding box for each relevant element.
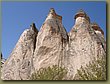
[1,8,106,80]
[1,23,38,80]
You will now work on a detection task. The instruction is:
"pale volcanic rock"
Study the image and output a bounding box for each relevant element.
[91,23,105,43]
[1,9,106,80]
[33,8,69,70]
[67,9,106,78]
[1,23,38,80]
[91,22,106,52]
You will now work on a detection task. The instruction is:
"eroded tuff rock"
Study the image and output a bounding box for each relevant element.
[67,9,106,78]
[1,8,106,80]
[33,8,69,70]
[1,23,38,80]
[91,22,106,51]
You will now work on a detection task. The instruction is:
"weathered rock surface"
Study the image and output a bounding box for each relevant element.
[1,23,38,80]
[91,22,106,52]
[33,8,69,70]
[67,9,106,78]
[1,8,106,80]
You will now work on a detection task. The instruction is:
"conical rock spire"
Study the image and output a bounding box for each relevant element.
[45,8,62,22]
[33,8,68,71]
[67,9,106,78]
[1,24,38,80]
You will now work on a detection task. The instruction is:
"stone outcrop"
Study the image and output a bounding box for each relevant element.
[91,22,104,35]
[91,22,106,52]
[1,8,106,80]
[33,8,68,70]
[67,9,106,78]
[1,23,38,80]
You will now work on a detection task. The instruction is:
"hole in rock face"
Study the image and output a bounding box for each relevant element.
[17,59,20,62]
[49,26,57,35]
[28,61,30,66]
[22,66,25,69]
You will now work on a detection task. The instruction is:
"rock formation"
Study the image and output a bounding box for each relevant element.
[67,9,106,78]
[1,8,106,80]
[33,8,68,71]
[91,22,106,52]
[1,23,38,80]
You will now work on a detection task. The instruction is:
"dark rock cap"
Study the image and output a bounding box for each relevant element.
[30,23,39,33]
[91,22,104,35]
[1,53,2,59]
[47,8,62,21]
[49,8,56,14]
[74,9,90,22]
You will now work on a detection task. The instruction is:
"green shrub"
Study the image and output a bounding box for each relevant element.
[74,56,106,80]
[30,65,67,80]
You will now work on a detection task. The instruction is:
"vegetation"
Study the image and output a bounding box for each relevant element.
[30,55,106,80]
[30,65,67,80]
[74,55,106,80]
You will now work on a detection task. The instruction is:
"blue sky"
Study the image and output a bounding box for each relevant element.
[2,1,106,59]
